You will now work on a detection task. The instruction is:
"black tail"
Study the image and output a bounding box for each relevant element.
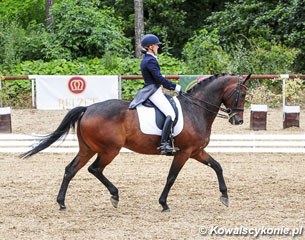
[20,106,87,158]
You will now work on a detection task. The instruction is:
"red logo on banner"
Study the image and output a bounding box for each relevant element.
[68,76,86,94]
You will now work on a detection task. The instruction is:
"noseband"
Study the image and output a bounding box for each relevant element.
[181,76,247,119]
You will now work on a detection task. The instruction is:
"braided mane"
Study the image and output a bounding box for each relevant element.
[186,73,230,94]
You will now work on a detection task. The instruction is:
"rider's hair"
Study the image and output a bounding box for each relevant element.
[141,47,148,54]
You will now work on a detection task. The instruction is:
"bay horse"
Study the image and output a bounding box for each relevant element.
[20,73,250,212]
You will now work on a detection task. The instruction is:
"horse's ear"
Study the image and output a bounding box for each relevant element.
[243,73,252,84]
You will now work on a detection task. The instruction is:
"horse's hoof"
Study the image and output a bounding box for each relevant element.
[162,208,171,213]
[161,204,170,212]
[110,196,119,208]
[220,196,229,207]
[59,204,66,211]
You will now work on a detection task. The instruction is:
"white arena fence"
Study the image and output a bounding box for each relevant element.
[1,133,305,153]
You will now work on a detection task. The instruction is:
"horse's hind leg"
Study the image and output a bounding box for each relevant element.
[88,150,120,208]
[57,151,95,210]
[193,151,229,207]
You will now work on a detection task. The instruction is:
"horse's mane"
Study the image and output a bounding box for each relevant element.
[186,73,230,94]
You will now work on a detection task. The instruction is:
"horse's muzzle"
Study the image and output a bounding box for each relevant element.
[229,113,244,125]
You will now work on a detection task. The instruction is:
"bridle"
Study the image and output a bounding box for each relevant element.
[180,76,247,119]
[226,76,247,112]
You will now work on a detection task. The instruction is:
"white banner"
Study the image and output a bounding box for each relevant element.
[31,75,119,109]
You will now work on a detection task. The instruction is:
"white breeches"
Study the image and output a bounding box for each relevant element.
[149,87,176,121]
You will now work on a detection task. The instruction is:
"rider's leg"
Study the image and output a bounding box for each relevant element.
[159,116,175,154]
[149,87,176,154]
[149,87,176,120]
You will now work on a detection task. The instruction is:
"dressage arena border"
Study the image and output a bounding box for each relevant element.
[1,133,305,153]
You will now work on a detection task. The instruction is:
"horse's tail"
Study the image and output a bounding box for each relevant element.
[19,106,87,159]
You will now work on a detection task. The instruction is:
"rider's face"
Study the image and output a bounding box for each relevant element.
[150,44,159,55]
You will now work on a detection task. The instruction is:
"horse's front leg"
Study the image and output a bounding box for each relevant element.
[159,153,189,212]
[193,151,229,207]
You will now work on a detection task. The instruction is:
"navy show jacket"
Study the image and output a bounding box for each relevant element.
[140,53,176,90]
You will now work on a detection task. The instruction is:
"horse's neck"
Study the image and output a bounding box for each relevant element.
[182,79,225,132]
[193,80,224,107]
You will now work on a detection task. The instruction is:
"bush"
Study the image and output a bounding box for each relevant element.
[182,29,230,74]
[0,80,32,108]
[227,37,299,74]
[284,78,305,106]
[0,21,26,67]
[246,78,305,108]
[0,0,44,28]
[0,54,185,106]
[182,29,299,77]
[247,80,282,108]
[48,0,131,59]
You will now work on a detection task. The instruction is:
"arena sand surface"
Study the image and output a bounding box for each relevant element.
[0,108,304,239]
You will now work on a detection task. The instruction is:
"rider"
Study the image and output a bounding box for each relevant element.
[129,34,181,155]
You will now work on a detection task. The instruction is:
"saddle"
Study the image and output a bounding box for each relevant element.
[142,94,179,129]
[129,92,184,137]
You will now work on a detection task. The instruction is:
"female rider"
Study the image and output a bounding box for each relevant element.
[129,34,181,155]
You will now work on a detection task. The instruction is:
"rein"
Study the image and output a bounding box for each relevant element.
[180,76,246,119]
[181,93,230,119]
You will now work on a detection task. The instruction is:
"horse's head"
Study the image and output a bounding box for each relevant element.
[222,74,251,125]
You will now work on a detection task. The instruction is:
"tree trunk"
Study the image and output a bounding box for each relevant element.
[45,0,55,27]
[134,0,144,58]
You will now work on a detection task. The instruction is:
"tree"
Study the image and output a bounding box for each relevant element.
[182,29,230,74]
[0,0,45,27]
[134,0,144,58]
[205,0,305,71]
[45,0,55,27]
[101,0,227,57]
[47,0,131,59]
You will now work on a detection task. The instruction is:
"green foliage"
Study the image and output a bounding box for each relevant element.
[48,0,131,59]
[285,79,305,106]
[181,27,301,108]
[182,29,299,76]
[226,37,299,97]
[227,37,300,74]
[2,54,184,105]
[104,0,226,57]
[0,0,132,62]
[205,0,305,71]
[0,21,27,67]
[0,0,44,27]
[206,1,270,44]
[0,0,305,108]
[6,55,142,76]
[121,80,144,101]
[247,80,282,108]
[0,80,32,108]
[182,29,230,74]
[246,78,305,108]
[157,54,185,75]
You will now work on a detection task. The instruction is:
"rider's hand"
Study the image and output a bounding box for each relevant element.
[174,84,181,93]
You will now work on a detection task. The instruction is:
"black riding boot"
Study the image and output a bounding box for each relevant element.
[159,116,176,155]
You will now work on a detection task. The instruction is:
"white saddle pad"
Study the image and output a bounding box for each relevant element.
[136,96,184,136]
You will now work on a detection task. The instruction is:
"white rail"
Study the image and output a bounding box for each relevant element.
[0,133,305,153]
